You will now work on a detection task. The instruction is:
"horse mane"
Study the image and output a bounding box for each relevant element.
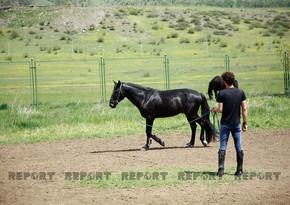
[124,82,156,92]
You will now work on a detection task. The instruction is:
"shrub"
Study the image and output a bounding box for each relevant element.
[0,103,9,110]
[175,22,189,30]
[53,45,61,51]
[180,38,190,44]
[262,31,271,37]
[188,28,195,34]
[23,53,29,58]
[97,37,104,43]
[219,42,228,47]
[213,31,227,36]
[152,25,159,30]
[231,15,241,24]
[170,32,178,38]
[143,71,150,77]
[89,24,96,31]
[40,46,47,51]
[194,25,202,32]
[10,31,19,39]
[29,30,36,35]
[74,48,83,54]
[35,35,42,39]
[109,26,115,31]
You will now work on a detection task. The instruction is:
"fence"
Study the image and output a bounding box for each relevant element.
[0,53,285,106]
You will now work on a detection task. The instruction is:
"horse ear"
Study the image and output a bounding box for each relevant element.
[117,80,121,85]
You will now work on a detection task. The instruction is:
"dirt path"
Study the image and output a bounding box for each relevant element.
[0,129,290,205]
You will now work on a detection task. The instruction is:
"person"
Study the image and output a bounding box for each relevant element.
[212,72,248,177]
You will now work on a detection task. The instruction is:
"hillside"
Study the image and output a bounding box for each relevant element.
[0,6,289,61]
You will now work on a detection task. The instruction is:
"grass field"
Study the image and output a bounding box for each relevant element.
[0,6,289,145]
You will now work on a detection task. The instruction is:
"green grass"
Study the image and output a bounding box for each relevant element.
[0,92,289,145]
[0,6,289,145]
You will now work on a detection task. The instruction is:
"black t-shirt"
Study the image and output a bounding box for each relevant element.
[216,87,246,125]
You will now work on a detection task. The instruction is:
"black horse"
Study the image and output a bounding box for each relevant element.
[208,75,239,100]
[109,81,215,150]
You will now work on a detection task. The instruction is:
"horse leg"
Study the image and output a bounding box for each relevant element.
[196,118,209,147]
[142,118,165,151]
[151,135,165,147]
[142,118,153,150]
[185,116,197,147]
[200,126,208,147]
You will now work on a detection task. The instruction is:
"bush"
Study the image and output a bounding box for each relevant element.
[10,31,19,40]
[23,53,29,58]
[89,24,96,31]
[219,42,228,47]
[29,30,36,35]
[188,28,195,34]
[152,25,159,30]
[175,22,189,30]
[194,25,202,32]
[0,103,9,110]
[231,15,241,24]
[180,38,190,44]
[108,26,115,31]
[40,46,47,51]
[169,32,178,38]
[97,37,104,43]
[53,45,61,51]
[213,31,227,36]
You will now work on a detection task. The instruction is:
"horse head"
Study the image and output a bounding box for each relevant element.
[109,80,125,108]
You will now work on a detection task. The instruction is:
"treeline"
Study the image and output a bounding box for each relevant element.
[1,0,289,8]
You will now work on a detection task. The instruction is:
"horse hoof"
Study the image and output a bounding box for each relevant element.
[141,146,149,151]
[185,143,194,148]
[202,141,208,147]
[160,140,165,147]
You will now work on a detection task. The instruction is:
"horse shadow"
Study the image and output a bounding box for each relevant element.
[90,145,213,154]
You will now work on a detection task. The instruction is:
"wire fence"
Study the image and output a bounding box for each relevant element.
[0,53,285,106]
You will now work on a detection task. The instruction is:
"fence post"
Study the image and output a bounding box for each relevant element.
[284,52,290,96]
[224,55,230,71]
[163,55,170,90]
[29,58,38,107]
[99,57,106,103]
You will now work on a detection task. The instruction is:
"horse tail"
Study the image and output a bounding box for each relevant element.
[200,93,216,143]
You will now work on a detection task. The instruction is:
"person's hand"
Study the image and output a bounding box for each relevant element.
[242,122,247,132]
[212,107,217,112]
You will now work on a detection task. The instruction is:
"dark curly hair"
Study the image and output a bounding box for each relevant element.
[221,72,235,85]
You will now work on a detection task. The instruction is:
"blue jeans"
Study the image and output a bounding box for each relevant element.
[220,123,243,152]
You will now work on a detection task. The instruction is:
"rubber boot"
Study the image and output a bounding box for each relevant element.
[235,150,244,177]
[217,150,226,177]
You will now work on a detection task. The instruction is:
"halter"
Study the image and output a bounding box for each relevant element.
[115,83,124,104]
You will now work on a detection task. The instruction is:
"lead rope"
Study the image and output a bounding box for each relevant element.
[212,111,220,141]
[118,103,211,130]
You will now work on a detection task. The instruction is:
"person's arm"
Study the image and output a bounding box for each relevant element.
[212,102,223,113]
[241,100,247,132]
